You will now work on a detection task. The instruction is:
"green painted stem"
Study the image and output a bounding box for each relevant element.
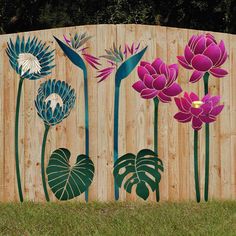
[154,97,160,202]
[83,68,89,202]
[203,72,210,202]
[41,124,50,202]
[194,130,200,202]
[15,77,24,202]
[114,80,121,200]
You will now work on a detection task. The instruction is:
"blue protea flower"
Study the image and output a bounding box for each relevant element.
[35,79,76,126]
[6,35,55,80]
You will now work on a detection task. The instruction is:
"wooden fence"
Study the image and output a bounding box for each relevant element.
[0,24,235,202]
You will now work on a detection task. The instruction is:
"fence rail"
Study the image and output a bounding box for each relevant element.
[0,24,235,202]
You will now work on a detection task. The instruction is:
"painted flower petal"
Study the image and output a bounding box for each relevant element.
[192,116,203,130]
[151,58,163,73]
[157,91,172,103]
[181,97,191,110]
[153,75,166,90]
[140,61,150,67]
[200,115,216,123]
[159,63,170,78]
[200,103,212,113]
[203,44,221,65]
[189,92,199,102]
[169,64,178,77]
[163,82,182,97]
[202,94,211,103]
[174,112,192,122]
[141,88,158,99]
[215,50,228,67]
[132,80,146,93]
[184,92,192,104]
[137,66,149,80]
[210,95,220,105]
[192,54,213,72]
[209,68,228,78]
[177,56,193,69]
[191,107,203,117]
[143,74,154,89]
[174,97,187,112]
[194,37,206,54]
[145,64,156,75]
[184,45,194,64]
[188,35,197,48]
[210,104,224,116]
[189,70,204,83]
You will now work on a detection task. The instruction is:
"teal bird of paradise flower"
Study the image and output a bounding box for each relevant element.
[97,42,147,200]
[54,33,100,202]
[6,36,55,202]
[35,79,76,201]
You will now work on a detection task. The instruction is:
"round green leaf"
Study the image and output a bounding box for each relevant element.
[46,148,94,201]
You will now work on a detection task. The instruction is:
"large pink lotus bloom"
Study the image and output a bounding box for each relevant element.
[174,92,224,130]
[177,33,228,83]
[132,58,182,102]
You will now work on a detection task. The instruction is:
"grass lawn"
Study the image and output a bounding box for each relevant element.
[0,201,236,235]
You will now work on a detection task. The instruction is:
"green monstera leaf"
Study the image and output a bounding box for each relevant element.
[46,148,94,201]
[113,149,164,200]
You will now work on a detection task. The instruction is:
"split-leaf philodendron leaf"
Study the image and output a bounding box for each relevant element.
[46,148,94,201]
[115,46,148,84]
[113,149,164,200]
[54,36,86,71]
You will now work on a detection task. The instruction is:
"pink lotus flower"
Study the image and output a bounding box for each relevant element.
[174,92,224,130]
[132,58,182,102]
[177,33,228,83]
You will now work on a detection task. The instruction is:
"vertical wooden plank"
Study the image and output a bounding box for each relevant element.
[3,34,17,201]
[166,27,180,201]
[154,26,169,201]
[116,24,127,201]
[219,33,231,199]
[23,31,35,201]
[97,24,116,201]
[186,29,200,201]
[176,28,190,201]
[207,32,222,200]
[85,25,98,201]
[229,34,236,199]
[0,35,5,201]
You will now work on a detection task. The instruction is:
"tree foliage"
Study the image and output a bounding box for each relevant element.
[0,0,236,34]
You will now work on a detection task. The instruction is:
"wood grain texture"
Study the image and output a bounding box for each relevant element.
[0,24,235,202]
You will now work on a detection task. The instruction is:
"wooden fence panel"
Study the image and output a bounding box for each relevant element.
[0,24,235,202]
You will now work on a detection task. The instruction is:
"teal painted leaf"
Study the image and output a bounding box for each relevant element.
[46,148,94,201]
[54,36,86,71]
[115,46,147,83]
[113,149,163,200]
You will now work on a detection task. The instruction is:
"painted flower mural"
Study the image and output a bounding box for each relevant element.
[6,35,55,202]
[177,33,228,202]
[131,58,182,201]
[177,33,228,83]
[174,92,224,130]
[54,32,99,201]
[174,92,224,202]
[133,58,182,102]
[35,79,76,201]
[97,42,147,200]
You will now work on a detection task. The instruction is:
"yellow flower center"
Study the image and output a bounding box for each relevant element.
[17,53,41,75]
[192,101,204,108]
[45,93,63,113]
